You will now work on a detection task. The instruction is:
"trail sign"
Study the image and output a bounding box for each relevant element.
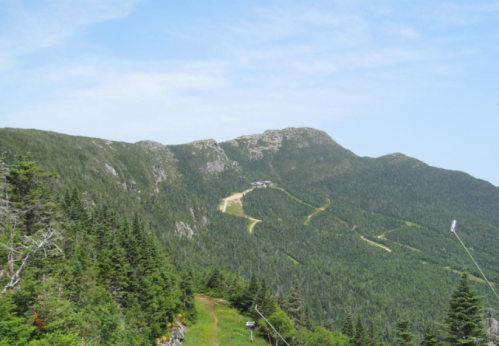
[246,321,256,342]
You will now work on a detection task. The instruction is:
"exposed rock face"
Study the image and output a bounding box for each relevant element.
[175,221,195,239]
[136,140,180,185]
[201,160,226,173]
[201,216,208,227]
[152,165,168,183]
[105,163,117,176]
[224,127,338,160]
[186,139,239,174]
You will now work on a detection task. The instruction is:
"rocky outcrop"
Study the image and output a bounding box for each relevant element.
[175,221,195,239]
[157,322,189,346]
[136,140,181,185]
[186,139,239,174]
[105,163,117,176]
[224,127,338,160]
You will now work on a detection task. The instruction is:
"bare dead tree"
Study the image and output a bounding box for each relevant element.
[1,226,62,295]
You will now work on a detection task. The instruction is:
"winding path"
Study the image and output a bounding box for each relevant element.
[304,198,330,225]
[220,188,262,233]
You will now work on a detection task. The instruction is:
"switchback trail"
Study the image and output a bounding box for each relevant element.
[304,198,330,225]
[220,187,330,233]
[220,188,262,233]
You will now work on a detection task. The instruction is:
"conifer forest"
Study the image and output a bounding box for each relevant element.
[1,127,499,345]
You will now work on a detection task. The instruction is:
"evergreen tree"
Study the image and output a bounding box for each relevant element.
[354,317,367,346]
[342,308,355,338]
[368,321,381,346]
[421,327,440,346]
[6,154,58,235]
[240,272,259,313]
[253,279,276,319]
[206,267,224,291]
[444,273,485,346]
[285,281,311,329]
[180,270,197,323]
[396,320,416,346]
[323,320,334,332]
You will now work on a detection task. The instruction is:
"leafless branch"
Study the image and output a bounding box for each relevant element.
[1,227,59,295]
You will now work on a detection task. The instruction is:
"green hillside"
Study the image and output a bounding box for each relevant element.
[2,126,499,339]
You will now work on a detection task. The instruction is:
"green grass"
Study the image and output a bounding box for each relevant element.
[183,296,269,346]
[225,201,245,216]
[216,304,268,346]
[182,300,214,346]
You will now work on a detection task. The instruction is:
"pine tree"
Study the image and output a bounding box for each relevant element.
[421,327,439,346]
[368,321,381,346]
[180,270,197,322]
[285,281,310,329]
[6,154,58,235]
[342,308,355,338]
[354,317,367,346]
[206,267,224,291]
[240,272,259,313]
[253,279,276,319]
[444,273,485,346]
[396,320,416,346]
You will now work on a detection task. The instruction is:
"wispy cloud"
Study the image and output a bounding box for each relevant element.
[428,1,499,26]
[0,0,141,69]
[1,0,497,147]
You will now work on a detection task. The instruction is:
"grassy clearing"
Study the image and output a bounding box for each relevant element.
[183,295,269,346]
[216,304,268,346]
[225,200,245,216]
[183,299,216,346]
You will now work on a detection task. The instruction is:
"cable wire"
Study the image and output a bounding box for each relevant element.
[450,220,499,303]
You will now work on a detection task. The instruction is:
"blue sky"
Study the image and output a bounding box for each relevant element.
[1,0,499,185]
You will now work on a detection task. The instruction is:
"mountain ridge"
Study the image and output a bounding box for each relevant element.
[1,126,499,333]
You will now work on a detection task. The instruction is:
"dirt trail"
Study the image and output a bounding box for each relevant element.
[220,189,262,233]
[197,295,224,346]
[220,189,253,212]
[361,236,392,252]
[304,199,330,225]
[248,218,261,234]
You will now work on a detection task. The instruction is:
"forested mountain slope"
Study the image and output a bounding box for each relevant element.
[1,126,498,336]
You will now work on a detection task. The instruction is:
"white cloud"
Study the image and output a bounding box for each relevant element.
[0,0,142,69]
[428,1,499,26]
[1,0,496,149]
